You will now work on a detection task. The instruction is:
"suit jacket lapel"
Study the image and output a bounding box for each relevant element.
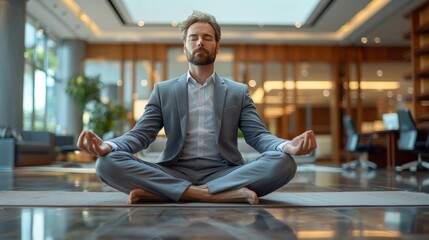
[175,74,188,139]
[213,73,227,140]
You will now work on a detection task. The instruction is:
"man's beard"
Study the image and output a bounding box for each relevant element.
[185,48,216,66]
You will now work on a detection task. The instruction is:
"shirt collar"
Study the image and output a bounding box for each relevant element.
[186,71,216,85]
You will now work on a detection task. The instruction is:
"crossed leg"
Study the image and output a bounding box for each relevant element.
[97,151,294,205]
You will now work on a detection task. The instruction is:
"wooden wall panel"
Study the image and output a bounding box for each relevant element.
[86,44,122,59]
[87,44,409,63]
[361,47,409,62]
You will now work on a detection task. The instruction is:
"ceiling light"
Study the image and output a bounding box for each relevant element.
[295,22,302,28]
[63,0,101,35]
[323,89,330,97]
[137,21,145,27]
[361,37,368,44]
[336,0,391,39]
[374,37,381,43]
[396,94,403,101]
[376,69,383,77]
[140,79,148,87]
[248,80,257,88]
[171,21,178,27]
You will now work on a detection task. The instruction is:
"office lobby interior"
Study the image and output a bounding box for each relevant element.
[1,0,429,239]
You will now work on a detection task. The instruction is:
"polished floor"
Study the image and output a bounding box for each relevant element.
[0,162,429,240]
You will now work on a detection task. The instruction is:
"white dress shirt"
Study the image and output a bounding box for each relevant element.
[180,71,221,161]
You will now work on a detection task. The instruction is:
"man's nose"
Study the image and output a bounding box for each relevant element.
[197,38,204,46]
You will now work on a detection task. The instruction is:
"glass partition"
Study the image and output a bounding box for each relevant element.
[84,60,121,104]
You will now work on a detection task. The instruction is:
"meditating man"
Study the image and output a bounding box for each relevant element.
[77,10,317,204]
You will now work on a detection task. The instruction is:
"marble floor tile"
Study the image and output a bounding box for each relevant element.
[0,164,428,239]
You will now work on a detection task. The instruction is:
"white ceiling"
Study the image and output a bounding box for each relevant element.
[26,0,426,45]
[25,0,424,110]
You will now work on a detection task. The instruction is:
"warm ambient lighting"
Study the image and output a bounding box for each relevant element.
[263,80,400,91]
[239,0,391,42]
[296,230,335,239]
[62,0,101,36]
[352,230,400,237]
[133,99,149,121]
[336,0,391,39]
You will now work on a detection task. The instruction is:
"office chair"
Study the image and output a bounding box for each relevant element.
[395,109,429,172]
[342,115,377,170]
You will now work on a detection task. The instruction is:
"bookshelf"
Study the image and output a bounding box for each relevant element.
[410,1,429,127]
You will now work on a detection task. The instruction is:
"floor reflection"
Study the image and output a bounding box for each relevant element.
[94,208,297,240]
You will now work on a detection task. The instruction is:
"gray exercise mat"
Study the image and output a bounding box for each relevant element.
[1,190,428,208]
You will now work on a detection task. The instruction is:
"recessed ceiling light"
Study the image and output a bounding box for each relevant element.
[137,21,145,27]
[374,37,381,43]
[361,37,368,44]
[248,80,257,88]
[171,21,178,27]
[295,22,302,28]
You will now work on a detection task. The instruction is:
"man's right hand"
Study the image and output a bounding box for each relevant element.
[77,130,112,157]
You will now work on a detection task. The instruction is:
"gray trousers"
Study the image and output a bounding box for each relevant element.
[96,151,297,202]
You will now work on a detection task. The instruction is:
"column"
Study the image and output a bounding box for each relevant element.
[0,0,26,130]
[57,39,86,140]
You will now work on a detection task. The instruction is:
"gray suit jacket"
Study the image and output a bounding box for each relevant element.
[110,73,285,165]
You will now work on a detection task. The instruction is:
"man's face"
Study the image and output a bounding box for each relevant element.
[184,22,219,66]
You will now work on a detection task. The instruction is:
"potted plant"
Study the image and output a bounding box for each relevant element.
[65,74,126,137]
[65,74,102,114]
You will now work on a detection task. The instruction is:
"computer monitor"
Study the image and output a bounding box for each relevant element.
[382,113,399,130]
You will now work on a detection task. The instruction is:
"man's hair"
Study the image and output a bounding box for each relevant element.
[180,10,221,42]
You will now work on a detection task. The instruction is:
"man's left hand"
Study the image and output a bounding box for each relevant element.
[283,130,317,155]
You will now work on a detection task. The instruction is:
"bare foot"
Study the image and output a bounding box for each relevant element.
[181,186,259,204]
[238,187,259,204]
[128,188,169,204]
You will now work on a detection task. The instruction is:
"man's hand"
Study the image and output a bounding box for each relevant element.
[77,130,112,157]
[283,130,317,155]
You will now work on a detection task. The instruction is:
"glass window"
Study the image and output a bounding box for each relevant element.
[47,38,57,76]
[24,23,36,61]
[361,62,411,115]
[215,48,233,79]
[23,64,34,130]
[84,60,121,104]
[23,21,58,132]
[124,60,133,108]
[46,75,56,131]
[34,69,47,130]
[135,60,151,99]
[296,62,332,106]
[265,62,284,119]
[248,62,263,113]
[35,29,45,69]
[167,47,188,79]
